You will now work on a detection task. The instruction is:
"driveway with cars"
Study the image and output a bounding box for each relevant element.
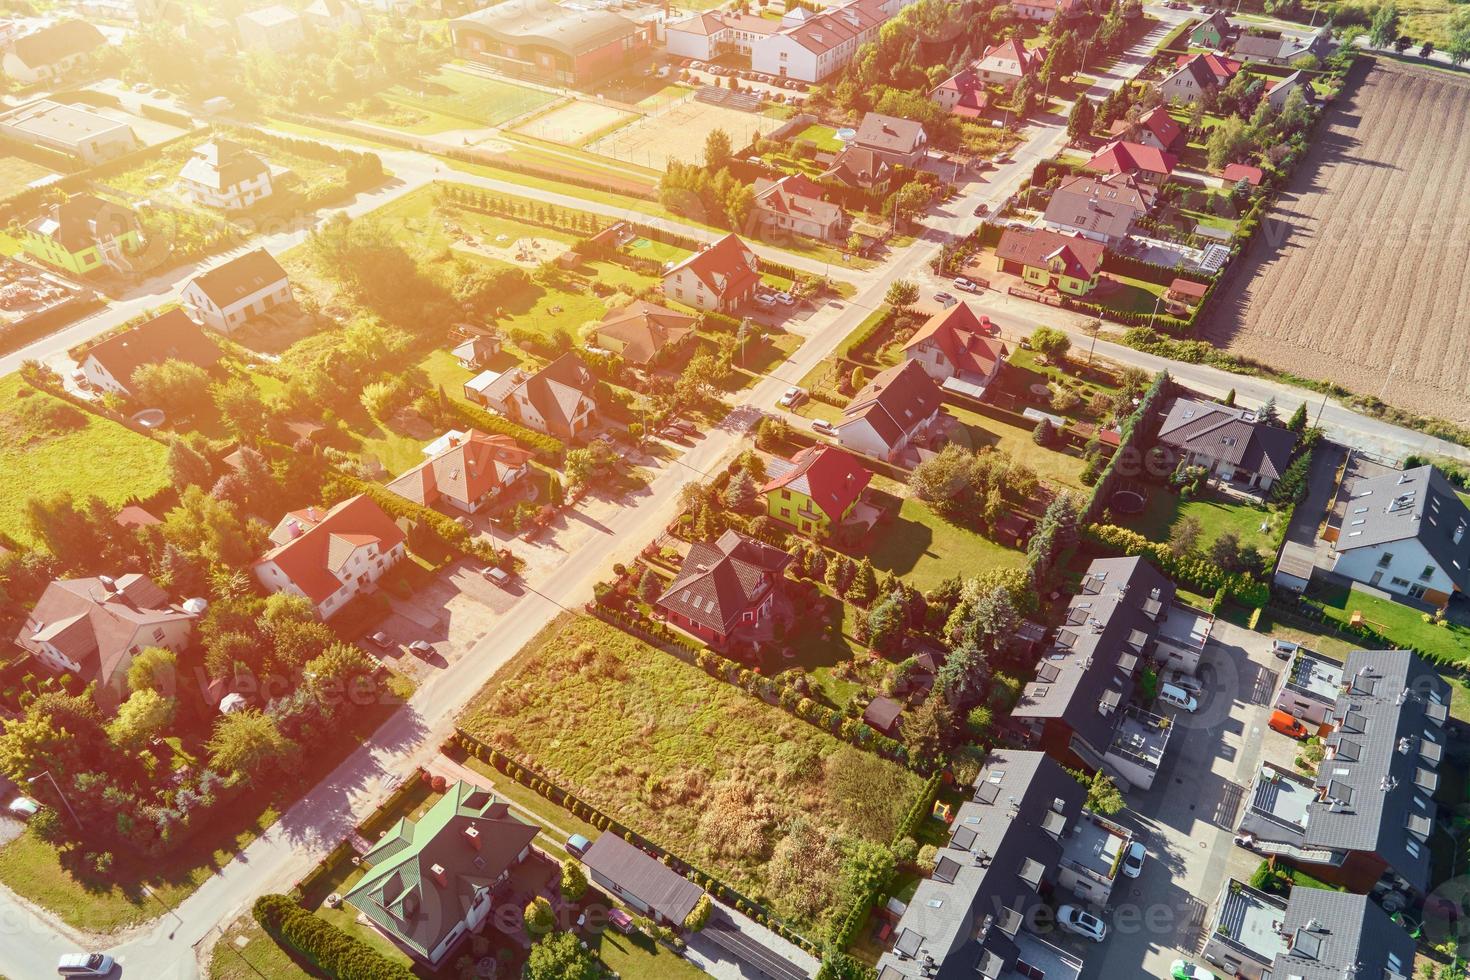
[1078,620,1292,980]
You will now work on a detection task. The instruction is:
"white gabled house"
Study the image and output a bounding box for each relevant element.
[182,248,293,334]
[253,494,407,619]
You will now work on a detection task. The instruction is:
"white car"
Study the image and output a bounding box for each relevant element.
[1158,683,1199,713]
[775,291,796,306]
[755,293,777,308]
[812,419,836,435]
[778,387,806,408]
[1121,840,1146,878]
[1056,905,1107,943]
[954,276,980,293]
[57,953,115,976]
[7,796,38,818]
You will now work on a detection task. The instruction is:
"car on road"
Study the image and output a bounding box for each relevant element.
[1158,683,1199,713]
[1269,709,1311,740]
[812,418,836,435]
[976,314,1000,336]
[7,796,39,818]
[954,276,980,293]
[407,640,435,661]
[1121,840,1147,878]
[973,203,989,216]
[1057,905,1107,943]
[57,953,115,976]
[779,386,807,407]
[367,631,393,649]
[933,291,958,307]
[482,566,512,588]
[1171,960,1217,980]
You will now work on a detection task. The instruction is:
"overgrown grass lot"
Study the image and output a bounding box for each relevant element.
[461,614,927,934]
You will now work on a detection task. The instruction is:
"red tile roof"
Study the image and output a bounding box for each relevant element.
[761,445,872,524]
[931,69,988,117]
[903,303,1009,377]
[1134,106,1183,149]
[995,227,1105,280]
[978,38,1041,78]
[254,494,405,604]
[1222,162,1263,186]
[84,308,222,391]
[387,429,532,511]
[1085,139,1178,178]
[667,233,760,301]
[1174,51,1240,84]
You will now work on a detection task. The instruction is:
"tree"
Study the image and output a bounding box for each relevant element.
[1167,516,1203,558]
[1030,326,1071,364]
[130,360,211,417]
[211,378,269,444]
[1066,95,1095,141]
[167,436,212,490]
[846,557,879,606]
[704,127,732,170]
[935,641,989,708]
[1257,396,1280,425]
[523,895,555,936]
[1286,401,1308,433]
[526,931,599,980]
[559,860,588,901]
[127,647,178,695]
[684,893,713,931]
[1205,116,1251,171]
[1085,770,1125,815]
[637,571,663,604]
[1369,1,1400,47]
[891,182,931,227]
[902,693,952,762]
[108,689,176,750]
[724,470,759,511]
[1222,388,1236,407]
[1032,418,1056,447]
[864,590,908,653]
[1449,9,1470,64]
[965,704,994,740]
[206,709,299,784]
[885,279,919,311]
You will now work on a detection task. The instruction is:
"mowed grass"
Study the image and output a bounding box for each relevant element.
[0,375,170,547]
[462,614,926,934]
[1307,581,1470,666]
[1122,487,1282,556]
[0,154,56,189]
[378,68,558,130]
[944,402,1087,489]
[866,496,1029,593]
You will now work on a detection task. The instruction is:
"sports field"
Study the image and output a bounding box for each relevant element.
[380,69,558,131]
[513,99,636,145]
[587,98,785,170]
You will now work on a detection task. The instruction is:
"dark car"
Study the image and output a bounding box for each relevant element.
[407,640,435,661]
[973,202,989,217]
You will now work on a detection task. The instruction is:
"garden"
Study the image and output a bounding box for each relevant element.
[356,68,559,133]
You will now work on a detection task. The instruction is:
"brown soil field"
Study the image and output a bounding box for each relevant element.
[1203,58,1470,422]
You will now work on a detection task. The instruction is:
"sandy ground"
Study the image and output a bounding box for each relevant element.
[451,234,570,268]
[586,99,785,171]
[1202,58,1470,421]
[513,99,636,145]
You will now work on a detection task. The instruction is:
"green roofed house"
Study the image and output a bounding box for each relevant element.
[344,782,539,966]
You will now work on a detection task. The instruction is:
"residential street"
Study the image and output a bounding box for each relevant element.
[2,12,1467,977]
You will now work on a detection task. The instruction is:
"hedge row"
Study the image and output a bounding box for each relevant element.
[322,471,471,555]
[1083,523,1270,608]
[1082,370,1169,525]
[447,399,565,463]
[838,306,897,360]
[253,894,415,980]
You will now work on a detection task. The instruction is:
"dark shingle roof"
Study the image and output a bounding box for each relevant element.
[10,20,105,68]
[657,530,791,634]
[1274,888,1415,980]
[188,248,288,309]
[839,360,943,451]
[1157,397,1299,482]
[84,308,222,390]
[1335,466,1470,590]
[580,833,704,924]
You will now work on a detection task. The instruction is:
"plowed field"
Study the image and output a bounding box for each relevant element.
[1203,59,1470,421]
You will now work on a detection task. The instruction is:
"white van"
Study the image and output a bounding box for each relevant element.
[57,953,114,976]
[1158,683,1199,713]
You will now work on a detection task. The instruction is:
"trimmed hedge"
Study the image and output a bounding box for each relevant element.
[1084,523,1270,607]
[447,400,565,463]
[1083,370,1169,524]
[322,472,470,555]
[253,894,415,980]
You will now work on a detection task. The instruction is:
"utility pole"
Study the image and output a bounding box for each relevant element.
[28,770,81,831]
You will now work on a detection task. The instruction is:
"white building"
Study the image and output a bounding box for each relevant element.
[182,248,293,334]
[0,100,139,165]
[835,360,943,462]
[179,140,274,212]
[236,3,307,53]
[253,495,407,620]
[660,233,761,313]
[750,0,899,82]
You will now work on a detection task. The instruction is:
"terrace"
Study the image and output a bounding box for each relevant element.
[1276,646,1344,725]
[1155,602,1214,674]
[1059,812,1131,905]
[1203,880,1289,978]
[1103,706,1173,790]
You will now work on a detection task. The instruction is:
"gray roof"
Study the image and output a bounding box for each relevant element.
[657,530,791,634]
[1273,889,1415,980]
[1043,173,1154,241]
[1335,465,1470,590]
[451,0,638,56]
[580,833,703,924]
[1232,33,1293,60]
[876,750,1084,980]
[853,112,926,155]
[1157,397,1299,482]
[1012,557,1175,754]
[1304,650,1448,892]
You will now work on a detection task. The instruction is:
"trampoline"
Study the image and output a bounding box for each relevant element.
[1110,488,1147,515]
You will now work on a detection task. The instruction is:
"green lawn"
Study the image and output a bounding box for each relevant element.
[1307,581,1470,666]
[375,69,559,131]
[1122,487,1282,557]
[942,401,1088,489]
[793,123,844,153]
[589,926,709,979]
[210,913,314,980]
[866,496,1029,593]
[461,613,926,935]
[1092,274,1168,317]
[0,154,55,190]
[0,375,170,548]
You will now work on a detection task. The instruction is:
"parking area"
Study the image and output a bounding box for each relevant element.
[1074,619,1300,980]
[365,560,518,678]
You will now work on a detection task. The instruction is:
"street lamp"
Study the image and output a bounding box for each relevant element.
[27,770,81,830]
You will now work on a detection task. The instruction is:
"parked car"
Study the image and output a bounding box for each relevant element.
[973,203,989,216]
[1271,639,1299,660]
[407,640,435,661]
[7,796,39,818]
[755,293,777,308]
[367,631,393,649]
[57,954,115,977]
[775,291,796,306]
[1121,840,1147,878]
[933,291,958,307]
[1158,683,1199,713]
[812,419,836,435]
[1171,960,1217,980]
[778,386,807,408]
[976,315,1000,336]
[1269,709,1311,740]
[566,833,591,856]
[482,566,512,588]
[1057,905,1108,943]
[954,276,980,293]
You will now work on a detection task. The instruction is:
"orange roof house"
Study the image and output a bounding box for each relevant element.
[903,302,1010,396]
[660,233,761,313]
[996,227,1106,296]
[253,494,407,619]
[1085,139,1178,182]
[387,430,533,515]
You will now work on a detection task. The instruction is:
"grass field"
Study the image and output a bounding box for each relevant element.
[943,401,1088,489]
[866,496,1029,593]
[461,614,926,934]
[1123,487,1283,557]
[793,123,845,152]
[0,154,56,190]
[0,376,170,547]
[376,68,559,131]
[1307,581,1470,666]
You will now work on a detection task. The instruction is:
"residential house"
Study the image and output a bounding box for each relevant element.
[1199,880,1289,980]
[1248,888,1414,980]
[1265,69,1318,110]
[1,21,106,83]
[235,4,306,53]
[1223,161,1264,187]
[303,0,365,34]
[1042,172,1156,246]
[1106,105,1183,152]
[179,139,274,212]
[1159,52,1239,103]
[182,248,293,334]
[1012,557,1214,789]
[1236,649,1447,895]
[502,352,597,439]
[929,67,988,119]
[902,301,1009,399]
[1165,277,1209,308]
[665,10,778,60]
[1156,396,1299,492]
[79,308,222,396]
[834,359,943,462]
[818,144,892,190]
[660,233,761,313]
[656,529,792,645]
[21,193,142,276]
[850,111,928,167]
[451,334,500,369]
[751,173,848,243]
[1232,25,1332,65]
[0,100,139,166]
[875,750,1091,980]
[1012,0,1082,21]
[975,38,1042,90]
[761,445,872,537]
[344,782,539,966]
[750,0,894,83]
[591,301,695,366]
[1189,10,1234,48]
[16,573,198,701]
[463,366,528,409]
[579,833,705,926]
[387,429,533,515]
[1329,465,1470,606]
[1084,139,1177,183]
[253,494,407,619]
[995,226,1105,296]
[449,0,648,87]
[1273,644,1343,730]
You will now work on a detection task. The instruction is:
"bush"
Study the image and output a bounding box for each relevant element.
[683,893,713,931]
[252,893,415,979]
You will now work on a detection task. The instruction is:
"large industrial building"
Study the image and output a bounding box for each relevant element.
[450,0,650,86]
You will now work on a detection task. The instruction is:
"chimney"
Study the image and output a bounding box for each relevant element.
[98,575,117,593]
[287,519,302,539]
[307,506,320,522]
[430,863,448,886]
[464,826,482,850]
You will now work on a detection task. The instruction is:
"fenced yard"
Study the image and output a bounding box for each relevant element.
[587,98,786,171]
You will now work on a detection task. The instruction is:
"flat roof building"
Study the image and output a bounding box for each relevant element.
[450,0,648,86]
[0,100,139,165]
